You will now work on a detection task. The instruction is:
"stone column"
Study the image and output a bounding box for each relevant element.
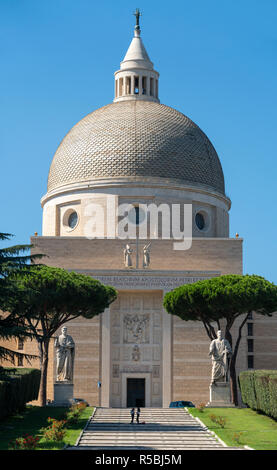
[101,307,110,407]
[131,75,135,95]
[153,78,156,100]
[139,75,142,96]
[162,295,172,407]
[155,79,159,99]
[146,76,150,97]
[115,79,118,99]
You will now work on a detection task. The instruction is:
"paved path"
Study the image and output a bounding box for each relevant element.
[69,407,243,450]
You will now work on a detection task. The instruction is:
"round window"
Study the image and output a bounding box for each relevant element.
[195,212,205,230]
[68,211,78,229]
[128,206,146,225]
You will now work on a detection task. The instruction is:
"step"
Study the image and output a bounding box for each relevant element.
[73,407,237,450]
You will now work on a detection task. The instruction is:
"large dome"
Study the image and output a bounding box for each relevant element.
[47,101,225,195]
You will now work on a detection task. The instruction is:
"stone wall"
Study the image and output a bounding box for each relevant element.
[30,236,243,274]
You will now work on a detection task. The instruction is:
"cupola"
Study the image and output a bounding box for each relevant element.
[114,9,160,103]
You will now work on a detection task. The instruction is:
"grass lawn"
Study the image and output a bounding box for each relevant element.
[0,405,93,450]
[188,407,277,450]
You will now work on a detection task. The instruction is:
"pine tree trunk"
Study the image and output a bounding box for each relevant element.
[226,313,249,406]
[38,340,49,407]
[230,355,238,405]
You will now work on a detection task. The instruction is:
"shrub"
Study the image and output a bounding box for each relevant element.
[216,416,227,428]
[196,403,206,412]
[209,414,227,428]
[66,402,88,424]
[37,403,88,444]
[42,417,67,442]
[9,434,40,450]
[233,432,243,445]
[254,371,272,416]
[0,380,9,417]
[0,368,41,419]
[239,370,257,410]
[209,414,217,423]
[239,370,277,419]
[268,375,277,419]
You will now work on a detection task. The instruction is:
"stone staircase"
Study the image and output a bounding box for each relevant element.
[70,407,243,450]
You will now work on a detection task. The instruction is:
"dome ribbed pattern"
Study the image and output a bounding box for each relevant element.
[47,101,225,195]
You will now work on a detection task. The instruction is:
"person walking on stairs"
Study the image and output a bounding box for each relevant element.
[130,407,135,424]
[136,407,140,424]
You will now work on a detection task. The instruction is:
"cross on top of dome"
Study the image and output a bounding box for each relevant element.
[113,10,159,103]
[134,8,142,31]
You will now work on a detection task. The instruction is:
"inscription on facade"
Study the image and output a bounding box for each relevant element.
[93,275,215,290]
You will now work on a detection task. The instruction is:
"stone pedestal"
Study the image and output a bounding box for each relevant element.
[206,382,235,407]
[53,382,74,406]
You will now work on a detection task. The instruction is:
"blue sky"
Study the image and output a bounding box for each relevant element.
[0,0,276,283]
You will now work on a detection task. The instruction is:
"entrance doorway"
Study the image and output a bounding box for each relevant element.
[127,378,145,407]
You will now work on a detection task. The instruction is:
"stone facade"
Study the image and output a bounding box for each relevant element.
[0,235,247,406]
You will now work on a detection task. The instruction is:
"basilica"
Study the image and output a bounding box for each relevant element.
[5,16,274,407]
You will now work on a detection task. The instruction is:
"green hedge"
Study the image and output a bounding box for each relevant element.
[239,370,277,419]
[0,368,41,420]
[269,375,277,419]
[239,370,258,410]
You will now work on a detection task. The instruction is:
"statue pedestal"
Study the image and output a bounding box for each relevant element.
[53,382,74,406]
[206,382,235,408]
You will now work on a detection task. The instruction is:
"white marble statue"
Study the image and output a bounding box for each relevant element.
[124,244,133,268]
[209,330,232,384]
[55,326,75,382]
[143,243,151,268]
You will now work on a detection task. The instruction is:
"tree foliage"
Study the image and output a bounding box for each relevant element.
[0,232,44,363]
[163,274,277,404]
[11,265,117,325]
[9,264,117,405]
[164,274,277,337]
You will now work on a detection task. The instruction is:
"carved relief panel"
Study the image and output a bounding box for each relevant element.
[123,314,150,344]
